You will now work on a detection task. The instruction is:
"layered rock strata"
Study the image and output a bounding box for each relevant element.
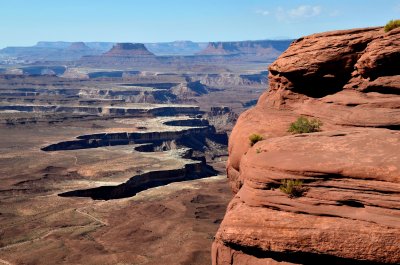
[214,27,400,264]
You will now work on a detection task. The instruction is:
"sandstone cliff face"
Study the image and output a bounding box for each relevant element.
[214,27,400,264]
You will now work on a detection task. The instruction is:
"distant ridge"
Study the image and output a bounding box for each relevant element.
[67,42,92,51]
[0,39,293,64]
[35,41,113,51]
[197,40,292,56]
[145,41,208,56]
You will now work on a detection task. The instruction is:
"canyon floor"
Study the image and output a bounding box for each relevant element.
[0,64,266,264]
[0,120,231,265]
[0,169,231,265]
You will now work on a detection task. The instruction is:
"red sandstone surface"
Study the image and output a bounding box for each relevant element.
[214,27,400,264]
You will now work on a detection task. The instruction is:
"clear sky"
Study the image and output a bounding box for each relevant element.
[1,0,399,48]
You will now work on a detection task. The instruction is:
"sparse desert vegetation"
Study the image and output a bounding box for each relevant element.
[249,133,264,146]
[279,179,305,198]
[288,116,322,134]
[384,19,400,32]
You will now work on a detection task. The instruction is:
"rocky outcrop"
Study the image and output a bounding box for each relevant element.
[214,27,400,264]
[205,107,238,133]
[171,81,210,97]
[104,43,155,57]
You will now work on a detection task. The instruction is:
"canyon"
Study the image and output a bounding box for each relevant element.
[0,79,232,264]
[0,22,399,265]
[0,37,277,264]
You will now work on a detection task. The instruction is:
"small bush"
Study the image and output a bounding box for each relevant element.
[288,116,322,134]
[249,134,264,146]
[384,19,400,32]
[279,179,305,198]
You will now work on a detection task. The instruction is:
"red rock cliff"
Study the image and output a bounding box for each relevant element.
[213,27,400,264]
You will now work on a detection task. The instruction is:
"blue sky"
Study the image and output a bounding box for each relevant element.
[0,0,399,48]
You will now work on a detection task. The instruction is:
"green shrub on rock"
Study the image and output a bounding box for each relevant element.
[384,19,400,32]
[288,116,322,134]
[279,179,305,198]
[249,134,264,146]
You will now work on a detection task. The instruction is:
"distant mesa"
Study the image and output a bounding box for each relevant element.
[34,41,71,48]
[104,43,155,57]
[0,39,292,63]
[144,41,208,56]
[78,42,158,66]
[67,42,92,51]
[198,42,241,55]
[173,40,196,46]
[197,40,292,56]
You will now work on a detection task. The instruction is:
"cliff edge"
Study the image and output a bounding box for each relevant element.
[213,26,400,264]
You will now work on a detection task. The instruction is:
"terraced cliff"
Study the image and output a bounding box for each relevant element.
[213,27,400,264]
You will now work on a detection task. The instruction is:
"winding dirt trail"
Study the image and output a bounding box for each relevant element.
[0,227,66,251]
[75,208,108,226]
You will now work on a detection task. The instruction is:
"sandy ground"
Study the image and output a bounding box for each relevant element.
[0,175,231,265]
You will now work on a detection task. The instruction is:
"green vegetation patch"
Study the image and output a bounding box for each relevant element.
[384,19,400,32]
[288,116,322,134]
[249,133,264,146]
[279,179,305,198]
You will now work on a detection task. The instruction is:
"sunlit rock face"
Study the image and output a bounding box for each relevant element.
[214,26,400,265]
